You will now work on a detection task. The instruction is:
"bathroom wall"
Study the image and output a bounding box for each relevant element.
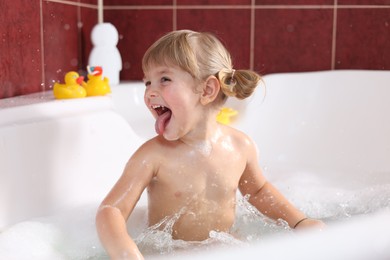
[1,0,390,99]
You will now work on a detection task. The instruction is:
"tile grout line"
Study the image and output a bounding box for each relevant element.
[77,0,84,72]
[331,0,338,70]
[249,0,255,71]
[103,5,390,10]
[173,0,177,31]
[45,0,95,8]
[39,0,46,91]
[43,1,390,10]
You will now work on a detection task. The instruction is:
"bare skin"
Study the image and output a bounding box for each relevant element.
[96,65,325,259]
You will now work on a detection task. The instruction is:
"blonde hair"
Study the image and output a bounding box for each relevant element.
[142,30,261,100]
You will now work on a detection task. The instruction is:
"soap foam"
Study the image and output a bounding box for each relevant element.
[0,205,105,260]
[0,170,389,259]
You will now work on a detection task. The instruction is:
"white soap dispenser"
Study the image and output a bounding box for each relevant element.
[88,23,122,85]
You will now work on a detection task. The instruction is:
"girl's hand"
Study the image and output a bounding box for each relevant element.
[113,250,144,260]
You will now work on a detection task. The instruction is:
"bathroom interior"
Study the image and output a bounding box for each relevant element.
[1,0,390,259]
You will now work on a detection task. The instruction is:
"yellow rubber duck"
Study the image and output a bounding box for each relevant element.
[84,66,111,96]
[53,71,87,99]
[216,107,238,125]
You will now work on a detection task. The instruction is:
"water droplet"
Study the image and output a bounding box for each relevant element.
[70,58,78,66]
[124,61,131,69]
[286,24,294,32]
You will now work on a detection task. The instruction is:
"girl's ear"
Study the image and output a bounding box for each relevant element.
[200,76,220,105]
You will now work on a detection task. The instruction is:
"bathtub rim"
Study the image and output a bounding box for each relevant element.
[0,91,114,127]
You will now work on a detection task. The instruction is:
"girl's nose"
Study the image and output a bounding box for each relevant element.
[145,86,159,98]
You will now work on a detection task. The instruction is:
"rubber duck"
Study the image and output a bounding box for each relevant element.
[53,71,87,99]
[216,107,238,125]
[84,66,111,96]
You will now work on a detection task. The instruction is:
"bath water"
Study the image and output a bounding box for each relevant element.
[0,170,389,259]
[135,195,291,258]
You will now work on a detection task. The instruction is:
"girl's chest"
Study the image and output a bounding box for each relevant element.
[154,150,246,198]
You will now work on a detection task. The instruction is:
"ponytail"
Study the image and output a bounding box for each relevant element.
[218,69,261,99]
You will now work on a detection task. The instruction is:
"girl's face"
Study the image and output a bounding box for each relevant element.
[143,64,203,141]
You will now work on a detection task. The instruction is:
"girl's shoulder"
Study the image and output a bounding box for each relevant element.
[220,124,256,149]
[220,125,260,164]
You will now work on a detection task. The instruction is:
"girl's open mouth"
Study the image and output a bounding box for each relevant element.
[152,105,172,135]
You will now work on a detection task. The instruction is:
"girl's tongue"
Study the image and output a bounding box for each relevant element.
[155,108,172,135]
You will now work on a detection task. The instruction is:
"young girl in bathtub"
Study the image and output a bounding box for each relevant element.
[96,30,325,259]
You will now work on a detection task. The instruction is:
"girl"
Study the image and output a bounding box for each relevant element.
[96,30,324,260]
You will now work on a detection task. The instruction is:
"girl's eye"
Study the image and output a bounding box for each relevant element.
[144,81,151,87]
[161,77,170,83]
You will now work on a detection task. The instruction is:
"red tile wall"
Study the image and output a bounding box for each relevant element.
[1,0,390,99]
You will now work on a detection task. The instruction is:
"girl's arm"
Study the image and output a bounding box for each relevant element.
[238,137,324,230]
[96,141,156,259]
[96,205,143,259]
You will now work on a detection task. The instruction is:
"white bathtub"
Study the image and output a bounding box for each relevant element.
[0,70,390,259]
